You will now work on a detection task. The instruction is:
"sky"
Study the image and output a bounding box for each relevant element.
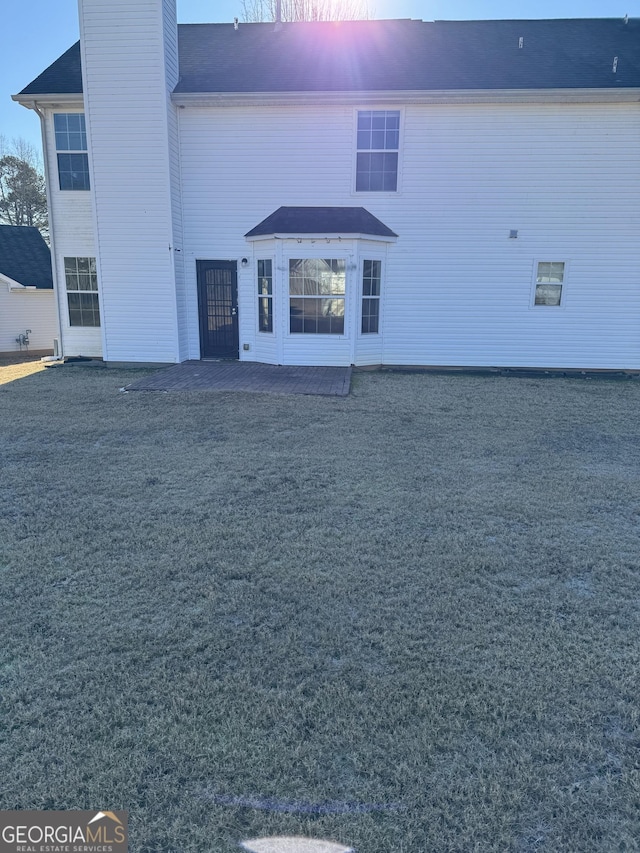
[4,0,640,155]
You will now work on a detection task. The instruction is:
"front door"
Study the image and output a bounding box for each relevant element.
[197,260,239,359]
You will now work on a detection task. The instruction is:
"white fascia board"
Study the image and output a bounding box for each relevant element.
[245,232,397,243]
[11,93,84,109]
[173,87,640,108]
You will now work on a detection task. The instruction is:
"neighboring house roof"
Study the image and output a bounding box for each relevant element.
[245,207,398,238]
[18,17,640,97]
[0,226,53,289]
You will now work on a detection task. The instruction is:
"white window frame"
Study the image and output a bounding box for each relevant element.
[64,256,100,327]
[256,257,276,336]
[531,260,568,309]
[284,250,351,339]
[358,256,384,337]
[353,108,403,196]
[53,113,90,192]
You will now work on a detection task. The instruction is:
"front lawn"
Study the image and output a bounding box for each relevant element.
[1,364,639,852]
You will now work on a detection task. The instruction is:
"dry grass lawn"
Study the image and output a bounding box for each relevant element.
[1,362,639,852]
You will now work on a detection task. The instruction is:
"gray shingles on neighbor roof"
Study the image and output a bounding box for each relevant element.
[245,207,397,238]
[0,226,53,289]
[17,18,640,98]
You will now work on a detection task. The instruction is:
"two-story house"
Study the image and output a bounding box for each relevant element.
[13,2,640,368]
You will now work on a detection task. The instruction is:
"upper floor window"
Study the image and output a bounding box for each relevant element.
[356,110,400,192]
[54,113,90,191]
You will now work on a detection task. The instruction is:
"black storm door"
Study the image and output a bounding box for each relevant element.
[197,260,239,359]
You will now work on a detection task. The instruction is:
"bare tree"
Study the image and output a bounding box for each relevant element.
[241,0,371,22]
[0,136,48,239]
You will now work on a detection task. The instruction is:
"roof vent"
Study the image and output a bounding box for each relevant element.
[233,17,238,30]
[624,14,629,24]
[518,36,524,48]
[613,56,619,73]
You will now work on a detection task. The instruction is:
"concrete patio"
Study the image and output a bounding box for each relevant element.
[125,360,352,396]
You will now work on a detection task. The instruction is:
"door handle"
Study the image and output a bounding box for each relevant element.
[231,307,237,316]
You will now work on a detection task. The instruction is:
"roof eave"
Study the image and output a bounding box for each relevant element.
[12,93,84,109]
[173,87,640,107]
[246,232,397,242]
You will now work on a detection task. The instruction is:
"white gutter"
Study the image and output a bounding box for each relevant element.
[32,101,65,360]
[12,93,83,108]
[172,87,640,108]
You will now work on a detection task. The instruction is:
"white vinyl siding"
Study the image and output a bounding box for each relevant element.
[0,283,57,354]
[179,100,640,368]
[41,106,102,357]
[78,0,182,362]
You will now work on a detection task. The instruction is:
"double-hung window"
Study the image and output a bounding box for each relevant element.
[289,259,346,334]
[257,259,273,333]
[534,262,565,306]
[356,110,400,192]
[64,257,100,326]
[361,260,381,333]
[54,113,90,191]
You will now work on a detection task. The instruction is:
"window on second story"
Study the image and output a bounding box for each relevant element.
[356,110,400,192]
[54,113,90,191]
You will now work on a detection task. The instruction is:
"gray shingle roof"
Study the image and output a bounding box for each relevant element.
[17,17,640,97]
[19,42,83,96]
[0,226,53,289]
[245,207,397,238]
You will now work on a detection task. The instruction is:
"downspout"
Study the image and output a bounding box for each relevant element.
[33,101,64,360]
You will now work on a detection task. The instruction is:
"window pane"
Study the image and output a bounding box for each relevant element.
[356,151,397,192]
[535,284,562,306]
[58,153,90,190]
[362,259,381,296]
[289,259,345,296]
[361,298,380,334]
[357,111,400,151]
[289,296,345,334]
[257,259,272,280]
[385,130,400,149]
[258,297,273,333]
[67,292,100,326]
[357,111,373,130]
[64,257,99,301]
[54,113,87,151]
[537,261,565,283]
